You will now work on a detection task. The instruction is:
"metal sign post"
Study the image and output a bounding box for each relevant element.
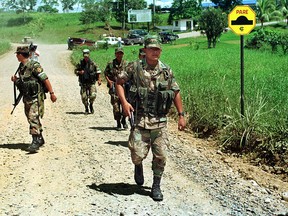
[228,5,256,117]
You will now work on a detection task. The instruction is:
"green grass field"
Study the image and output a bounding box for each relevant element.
[1,11,287,168]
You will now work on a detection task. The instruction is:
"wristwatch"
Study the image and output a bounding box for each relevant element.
[178,112,185,117]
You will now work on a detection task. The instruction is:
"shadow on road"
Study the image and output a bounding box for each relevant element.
[104,140,128,147]
[0,143,29,151]
[87,182,151,197]
[89,126,117,131]
[66,111,86,115]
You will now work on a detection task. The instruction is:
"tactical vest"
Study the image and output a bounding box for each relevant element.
[77,59,98,85]
[17,60,46,98]
[128,60,175,116]
[106,59,126,82]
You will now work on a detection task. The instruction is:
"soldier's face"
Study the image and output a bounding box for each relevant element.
[144,47,161,61]
[115,52,124,61]
[16,53,25,62]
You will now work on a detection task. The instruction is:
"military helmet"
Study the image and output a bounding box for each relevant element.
[83,49,90,56]
[115,47,124,53]
[144,35,161,49]
[15,46,30,54]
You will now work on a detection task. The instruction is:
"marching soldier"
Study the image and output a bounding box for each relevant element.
[11,46,57,153]
[104,47,128,130]
[116,36,186,201]
[75,49,102,114]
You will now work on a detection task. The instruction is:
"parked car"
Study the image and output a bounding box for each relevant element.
[123,34,144,45]
[22,36,33,44]
[68,37,96,50]
[128,29,148,37]
[158,31,179,43]
[96,37,124,46]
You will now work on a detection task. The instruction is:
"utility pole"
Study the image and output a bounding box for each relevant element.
[152,0,155,28]
[123,0,126,29]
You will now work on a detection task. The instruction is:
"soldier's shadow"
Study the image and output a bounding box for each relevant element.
[104,140,128,148]
[66,111,85,115]
[89,126,116,131]
[87,182,151,197]
[0,143,29,151]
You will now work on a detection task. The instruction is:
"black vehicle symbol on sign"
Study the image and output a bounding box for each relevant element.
[231,16,253,25]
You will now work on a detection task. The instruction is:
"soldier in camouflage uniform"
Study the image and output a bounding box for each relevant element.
[11,46,57,153]
[104,47,128,130]
[75,49,102,114]
[116,36,186,201]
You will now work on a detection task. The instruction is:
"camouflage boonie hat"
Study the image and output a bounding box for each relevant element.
[15,46,30,54]
[144,35,161,49]
[115,47,124,53]
[83,49,90,56]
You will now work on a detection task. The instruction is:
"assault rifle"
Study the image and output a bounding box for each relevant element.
[11,69,23,115]
[129,111,135,131]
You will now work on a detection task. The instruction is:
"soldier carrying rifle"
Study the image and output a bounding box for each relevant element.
[75,49,102,114]
[104,47,128,130]
[11,46,57,153]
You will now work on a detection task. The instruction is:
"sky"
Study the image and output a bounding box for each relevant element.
[146,0,173,8]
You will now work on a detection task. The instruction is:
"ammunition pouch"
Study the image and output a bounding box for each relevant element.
[22,80,40,98]
[157,90,174,115]
[79,71,97,85]
[129,86,174,116]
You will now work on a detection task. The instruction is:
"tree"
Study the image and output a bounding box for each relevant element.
[168,0,202,25]
[256,0,282,27]
[2,0,37,11]
[112,0,146,29]
[2,0,37,22]
[60,0,78,12]
[198,8,227,48]
[211,0,242,12]
[37,0,59,13]
[80,0,114,32]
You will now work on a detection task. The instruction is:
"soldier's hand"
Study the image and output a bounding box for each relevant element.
[78,70,84,75]
[178,116,186,131]
[11,75,17,82]
[109,81,114,88]
[122,102,134,117]
[50,93,57,103]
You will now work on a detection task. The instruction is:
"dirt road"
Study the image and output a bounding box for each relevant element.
[0,44,287,216]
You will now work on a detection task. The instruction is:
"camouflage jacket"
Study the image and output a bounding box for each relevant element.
[118,59,180,129]
[104,58,127,82]
[16,60,48,100]
[75,58,99,85]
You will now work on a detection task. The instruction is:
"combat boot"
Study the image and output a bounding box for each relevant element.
[89,103,94,114]
[134,163,144,186]
[116,120,121,131]
[85,106,89,115]
[38,132,45,147]
[151,176,163,201]
[121,117,128,129]
[26,135,41,153]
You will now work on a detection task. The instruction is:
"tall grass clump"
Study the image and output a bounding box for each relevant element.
[160,33,288,168]
[0,41,11,55]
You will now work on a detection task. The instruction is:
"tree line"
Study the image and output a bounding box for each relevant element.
[1,0,287,48]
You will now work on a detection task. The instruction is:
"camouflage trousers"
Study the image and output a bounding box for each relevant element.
[109,93,122,121]
[128,126,169,177]
[24,96,44,135]
[80,84,97,106]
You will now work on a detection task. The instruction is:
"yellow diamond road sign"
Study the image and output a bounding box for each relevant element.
[228,5,256,35]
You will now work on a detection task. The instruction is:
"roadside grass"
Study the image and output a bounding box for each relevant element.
[1,11,287,171]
